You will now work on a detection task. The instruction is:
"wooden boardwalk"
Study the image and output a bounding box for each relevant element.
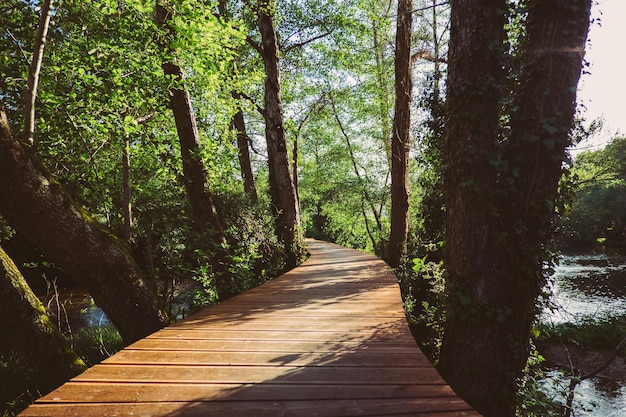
[20,240,480,416]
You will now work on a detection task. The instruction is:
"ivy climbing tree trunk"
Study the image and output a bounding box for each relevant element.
[257,0,305,268]
[386,0,412,268]
[438,1,592,416]
[0,105,169,345]
[0,245,87,395]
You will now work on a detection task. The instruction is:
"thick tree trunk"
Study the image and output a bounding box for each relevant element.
[0,245,87,395]
[439,0,514,414]
[439,1,591,416]
[257,0,305,268]
[23,0,53,145]
[232,92,258,202]
[386,0,412,268]
[0,106,169,345]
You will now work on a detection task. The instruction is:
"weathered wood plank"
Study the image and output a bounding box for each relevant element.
[39,382,458,403]
[71,364,445,385]
[103,350,431,367]
[19,239,481,417]
[21,398,477,417]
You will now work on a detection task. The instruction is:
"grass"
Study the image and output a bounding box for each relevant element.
[536,316,626,352]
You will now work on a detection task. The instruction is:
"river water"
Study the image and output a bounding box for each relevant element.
[541,252,626,416]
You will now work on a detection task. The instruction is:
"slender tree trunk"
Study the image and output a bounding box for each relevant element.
[155,3,235,300]
[216,0,258,203]
[0,106,169,344]
[23,0,53,145]
[232,92,258,202]
[386,0,413,268]
[0,245,87,395]
[332,98,384,235]
[121,139,132,243]
[293,131,299,203]
[439,1,591,416]
[257,0,305,268]
[161,59,226,241]
[155,4,226,242]
[371,1,394,162]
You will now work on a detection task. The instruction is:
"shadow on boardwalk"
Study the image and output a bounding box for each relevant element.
[21,240,480,417]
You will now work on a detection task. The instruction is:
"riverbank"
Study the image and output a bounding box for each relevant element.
[539,341,626,383]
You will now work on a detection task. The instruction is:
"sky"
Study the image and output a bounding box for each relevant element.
[575,0,626,151]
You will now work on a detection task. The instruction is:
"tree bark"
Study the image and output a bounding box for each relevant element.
[155,4,235,300]
[439,1,591,416]
[23,0,53,145]
[386,0,413,268]
[121,139,132,243]
[0,105,169,345]
[0,245,87,395]
[232,92,258,202]
[257,0,305,268]
[371,1,394,163]
[155,4,226,242]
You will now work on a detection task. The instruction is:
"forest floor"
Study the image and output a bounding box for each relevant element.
[539,342,626,382]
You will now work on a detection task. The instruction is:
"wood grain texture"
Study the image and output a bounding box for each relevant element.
[20,239,480,416]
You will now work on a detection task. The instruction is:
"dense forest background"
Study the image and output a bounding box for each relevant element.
[2,0,621,416]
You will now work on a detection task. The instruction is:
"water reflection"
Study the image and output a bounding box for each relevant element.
[540,252,626,416]
[42,289,110,333]
[548,253,626,323]
[540,371,626,417]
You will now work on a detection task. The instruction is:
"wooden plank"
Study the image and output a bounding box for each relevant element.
[125,338,420,353]
[144,329,414,342]
[103,350,431,367]
[169,316,407,330]
[18,239,480,417]
[71,364,445,385]
[21,399,479,417]
[39,382,458,403]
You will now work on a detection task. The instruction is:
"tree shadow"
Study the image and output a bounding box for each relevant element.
[31,240,478,416]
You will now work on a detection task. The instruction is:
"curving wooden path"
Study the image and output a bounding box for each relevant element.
[20,239,480,417]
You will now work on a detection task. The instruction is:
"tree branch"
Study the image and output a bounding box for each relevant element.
[283,30,334,54]
[246,35,263,55]
[410,1,449,14]
[238,91,266,118]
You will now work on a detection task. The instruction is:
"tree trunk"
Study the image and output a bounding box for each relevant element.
[386,0,412,268]
[232,92,258,202]
[0,245,87,395]
[439,0,507,408]
[121,139,132,243]
[155,4,226,242]
[439,1,591,416]
[22,0,53,145]
[0,105,169,345]
[257,0,305,268]
[370,1,394,163]
[155,4,235,300]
